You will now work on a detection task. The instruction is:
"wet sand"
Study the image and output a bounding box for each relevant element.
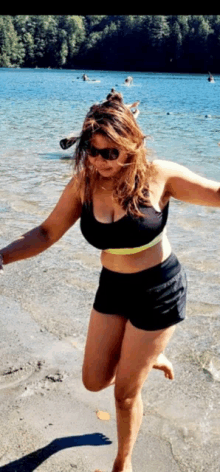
[0,227,220,472]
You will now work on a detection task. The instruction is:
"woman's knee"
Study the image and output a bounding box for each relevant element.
[82,368,113,392]
[82,368,102,392]
[114,385,141,410]
[82,375,103,392]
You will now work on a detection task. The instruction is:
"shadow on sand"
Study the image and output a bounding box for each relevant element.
[0,433,112,471]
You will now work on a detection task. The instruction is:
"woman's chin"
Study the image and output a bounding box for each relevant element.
[97,167,115,177]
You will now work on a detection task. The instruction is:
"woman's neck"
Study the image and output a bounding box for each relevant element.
[97,176,115,191]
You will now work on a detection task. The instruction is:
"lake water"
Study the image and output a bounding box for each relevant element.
[0,68,220,471]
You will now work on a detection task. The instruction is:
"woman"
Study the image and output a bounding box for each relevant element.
[0,92,220,472]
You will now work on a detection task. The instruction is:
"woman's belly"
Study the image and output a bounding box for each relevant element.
[100,233,172,273]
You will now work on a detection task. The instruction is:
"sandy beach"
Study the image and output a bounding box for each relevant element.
[0,232,220,472]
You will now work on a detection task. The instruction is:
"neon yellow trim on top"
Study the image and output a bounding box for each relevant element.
[104,230,164,255]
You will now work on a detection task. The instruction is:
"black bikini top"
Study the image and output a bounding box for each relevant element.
[80,200,169,255]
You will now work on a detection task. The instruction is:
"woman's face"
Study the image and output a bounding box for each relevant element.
[87,133,128,178]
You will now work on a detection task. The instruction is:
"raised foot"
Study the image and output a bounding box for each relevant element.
[153,353,174,379]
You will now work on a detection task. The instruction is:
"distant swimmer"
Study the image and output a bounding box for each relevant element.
[208,72,215,83]
[124,76,133,86]
[82,74,100,83]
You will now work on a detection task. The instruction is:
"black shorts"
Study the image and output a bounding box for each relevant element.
[93,253,187,331]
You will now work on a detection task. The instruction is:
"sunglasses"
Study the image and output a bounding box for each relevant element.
[85,144,120,161]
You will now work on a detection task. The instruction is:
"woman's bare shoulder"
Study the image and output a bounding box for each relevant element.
[151,158,189,183]
[152,158,179,173]
[149,159,172,185]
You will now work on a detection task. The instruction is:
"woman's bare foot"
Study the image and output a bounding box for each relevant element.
[153,353,174,379]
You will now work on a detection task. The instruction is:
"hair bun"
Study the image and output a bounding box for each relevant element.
[106,90,123,104]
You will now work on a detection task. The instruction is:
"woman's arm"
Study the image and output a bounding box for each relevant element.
[155,159,220,207]
[0,176,82,266]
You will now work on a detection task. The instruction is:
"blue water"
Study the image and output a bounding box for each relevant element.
[1,69,220,182]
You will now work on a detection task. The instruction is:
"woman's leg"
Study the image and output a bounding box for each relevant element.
[82,308,127,392]
[82,309,174,393]
[112,321,176,472]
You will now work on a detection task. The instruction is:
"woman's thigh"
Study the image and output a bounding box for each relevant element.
[114,321,176,402]
[82,308,127,391]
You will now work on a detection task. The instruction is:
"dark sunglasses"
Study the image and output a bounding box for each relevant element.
[85,144,120,161]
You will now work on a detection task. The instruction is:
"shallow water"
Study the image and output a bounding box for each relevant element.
[0,68,220,471]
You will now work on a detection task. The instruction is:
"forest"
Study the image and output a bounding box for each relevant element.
[1,15,220,73]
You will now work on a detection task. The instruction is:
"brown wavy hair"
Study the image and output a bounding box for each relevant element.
[73,92,157,217]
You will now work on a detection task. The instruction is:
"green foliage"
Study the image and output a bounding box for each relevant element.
[0,16,24,67]
[0,15,220,72]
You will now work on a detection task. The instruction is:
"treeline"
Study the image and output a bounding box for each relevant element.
[1,15,220,73]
